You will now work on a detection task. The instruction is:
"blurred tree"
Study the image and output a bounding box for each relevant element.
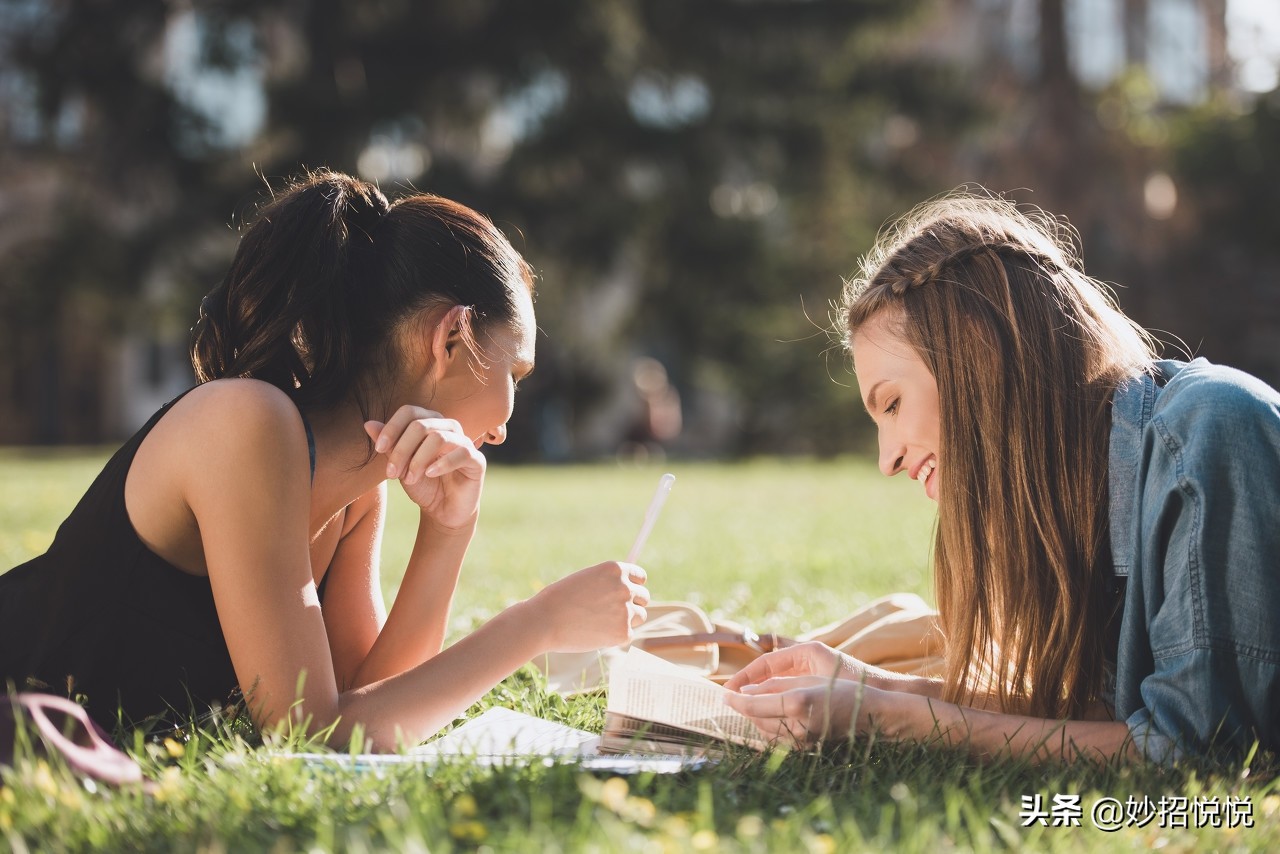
[14,0,1269,455]
[0,0,256,442]
[1162,88,1280,382]
[1,0,973,455]
[951,0,1279,388]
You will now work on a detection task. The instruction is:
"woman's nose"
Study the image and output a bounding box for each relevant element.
[485,423,508,446]
[878,437,905,477]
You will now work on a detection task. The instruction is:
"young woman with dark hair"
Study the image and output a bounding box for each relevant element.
[727,193,1280,763]
[0,170,650,750]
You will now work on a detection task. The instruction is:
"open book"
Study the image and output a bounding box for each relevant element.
[409,647,766,763]
[280,648,765,772]
[413,647,766,761]
[283,706,708,774]
[601,647,768,756]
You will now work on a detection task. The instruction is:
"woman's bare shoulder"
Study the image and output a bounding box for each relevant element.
[156,379,311,485]
[126,379,312,567]
[175,378,302,425]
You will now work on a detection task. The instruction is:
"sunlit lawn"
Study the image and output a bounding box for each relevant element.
[1,449,1276,851]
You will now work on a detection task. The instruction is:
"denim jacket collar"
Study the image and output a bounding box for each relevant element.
[1108,359,1190,579]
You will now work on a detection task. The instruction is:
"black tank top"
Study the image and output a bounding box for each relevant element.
[0,389,321,732]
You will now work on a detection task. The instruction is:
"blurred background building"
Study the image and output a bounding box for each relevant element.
[1,0,1277,458]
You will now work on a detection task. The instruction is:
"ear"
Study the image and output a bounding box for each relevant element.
[427,305,470,381]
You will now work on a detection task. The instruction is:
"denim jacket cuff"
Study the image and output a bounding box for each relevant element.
[1125,707,1185,764]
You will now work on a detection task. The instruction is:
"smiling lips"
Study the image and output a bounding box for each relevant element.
[913,457,936,487]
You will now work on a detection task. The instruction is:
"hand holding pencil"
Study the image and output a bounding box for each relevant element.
[526,473,673,652]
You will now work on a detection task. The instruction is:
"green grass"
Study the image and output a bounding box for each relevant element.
[1,450,1276,852]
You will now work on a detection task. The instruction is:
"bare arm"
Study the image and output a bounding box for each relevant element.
[318,486,388,689]
[321,488,478,691]
[335,408,489,688]
[726,676,1137,763]
[901,692,1135,762]
[318,407,489,690]
[184,383,647,751]
[349,513,474,689]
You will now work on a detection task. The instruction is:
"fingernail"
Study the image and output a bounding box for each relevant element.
[424,463,441,478]
[404,470,417,485]
[375,436,389,453]
[386,463,397,479]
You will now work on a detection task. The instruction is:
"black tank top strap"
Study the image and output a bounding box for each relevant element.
[301,413,316,484]
[296,408,327,603]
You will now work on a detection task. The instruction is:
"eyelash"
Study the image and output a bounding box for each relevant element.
[884,399,899,416]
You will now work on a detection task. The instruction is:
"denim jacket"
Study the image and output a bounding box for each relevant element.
[1109,358,1280,762]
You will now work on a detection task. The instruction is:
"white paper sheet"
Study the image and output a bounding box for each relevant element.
[277,707,708,774]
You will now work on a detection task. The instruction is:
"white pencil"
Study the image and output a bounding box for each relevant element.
[627,473,676,563]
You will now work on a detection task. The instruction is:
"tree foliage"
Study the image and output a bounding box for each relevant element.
[1,0,1273,451]
[3,0,969,453]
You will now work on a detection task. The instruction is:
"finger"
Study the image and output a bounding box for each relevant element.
[364,420,384,443]
[399,429,445,484]
[389,419,466,480]
[723,688,789,719]
[628,583,651,607]
[380,416,436,478]
[375,407,459,458]
[723,649,795,691]
[727,696,793,742]
[370,407,442,453]
[406,431,463,481]
[629,603,648,628]
[424,444,485,479]
[737,713,789,742]
[738,676,815,695]
[621,562,647,584]
[725,698,806,747]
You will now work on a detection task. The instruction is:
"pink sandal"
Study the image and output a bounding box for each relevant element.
[2,693,143,786]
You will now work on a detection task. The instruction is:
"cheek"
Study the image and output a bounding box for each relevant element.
[875,422,895,454]
[501,382,517,421]
[483,379,515,426]
[919,415,940,450]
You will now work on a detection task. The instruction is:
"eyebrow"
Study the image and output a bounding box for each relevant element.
[863,379,887,415]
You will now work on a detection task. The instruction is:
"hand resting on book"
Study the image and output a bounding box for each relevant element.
[723,641,947,748]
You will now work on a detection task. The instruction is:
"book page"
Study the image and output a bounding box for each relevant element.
[411,707,600,757]
[606,648,768,750]
[276,705,708,773]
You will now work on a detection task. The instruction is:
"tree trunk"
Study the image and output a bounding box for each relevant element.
[1033,0,1087,204]
[1123,0,1148,68]
[1201,0,1231,91]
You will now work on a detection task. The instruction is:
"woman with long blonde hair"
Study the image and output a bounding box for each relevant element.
[727,192,1280,763]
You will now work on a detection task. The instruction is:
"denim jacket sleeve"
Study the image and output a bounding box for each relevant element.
[1109,358,1280,763]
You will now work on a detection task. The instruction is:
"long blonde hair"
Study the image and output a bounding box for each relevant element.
[841,192,1157,719]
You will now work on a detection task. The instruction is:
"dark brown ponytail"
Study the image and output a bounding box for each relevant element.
[191,169,533,413]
